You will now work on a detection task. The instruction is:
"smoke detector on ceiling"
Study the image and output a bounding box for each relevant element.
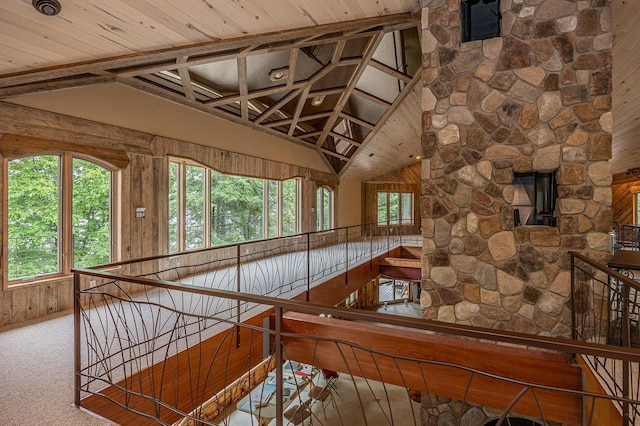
[33,0,62,16]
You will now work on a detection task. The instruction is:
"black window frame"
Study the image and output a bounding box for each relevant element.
[461,0,501,43]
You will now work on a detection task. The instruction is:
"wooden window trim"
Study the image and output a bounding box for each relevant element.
[3,152,117,290]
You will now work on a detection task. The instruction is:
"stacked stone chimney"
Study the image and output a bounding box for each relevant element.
[420,0,612,337]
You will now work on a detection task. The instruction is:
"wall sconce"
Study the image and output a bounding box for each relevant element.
[136,207,146,219]
[627,168,640,180]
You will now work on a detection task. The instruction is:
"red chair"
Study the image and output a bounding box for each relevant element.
[320,368,340,395]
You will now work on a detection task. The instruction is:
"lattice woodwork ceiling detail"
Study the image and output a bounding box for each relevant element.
[0,14,420,176]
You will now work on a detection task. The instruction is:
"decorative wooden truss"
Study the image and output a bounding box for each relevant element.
[0,14,420,175]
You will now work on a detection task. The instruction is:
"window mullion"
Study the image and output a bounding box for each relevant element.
[204,169,211,247]
[61,154,73,274]
[1,157,7,287]
[263,180,268,239]
[178,162,186,252]
[278,181,283,237]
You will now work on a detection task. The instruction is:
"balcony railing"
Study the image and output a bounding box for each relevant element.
[570,251,640,425]
[71,225,640,425]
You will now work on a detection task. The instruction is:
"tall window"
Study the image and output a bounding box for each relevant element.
[184,165,205,249]
[169,158,300,251]
[377,191,414,226]
[266,179,299,239]
[210,171,264,245]
[72,158,111,268]
[6,154,113,282]
[281,179,298,237]
[168,162,180,252]
[316,186,333,231]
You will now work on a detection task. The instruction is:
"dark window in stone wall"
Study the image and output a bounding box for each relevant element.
[461,0,501,42]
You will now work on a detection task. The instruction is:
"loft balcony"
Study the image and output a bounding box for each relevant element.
[70,225,640,425]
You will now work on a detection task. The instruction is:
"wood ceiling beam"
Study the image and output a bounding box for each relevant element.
[254,63,336,125]
[115,77,321,154]
[206,53,355,109]
[329,131,361,147]
[0,74,115,99]
[0,14,416,89]
[176,56,196,101]
[315,32,385,152]
[263,112,332,129]
[289,86,311,136]
[320,148,351,162]
[368,59,413,83]
[205,82,303,107]
[308,87,345,98]
[338,112,375,129]
[237,57,249,121]
[353,88,392,107]
[298,130,322,139]
[338,72,420,177]
[115,32,364,79]
[286,48,299,88]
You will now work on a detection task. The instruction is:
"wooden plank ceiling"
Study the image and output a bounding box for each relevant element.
[0,1,422,177]
[0,1,638,180]
[611,0,640,179]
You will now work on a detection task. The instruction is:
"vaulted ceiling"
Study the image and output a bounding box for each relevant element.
[0,0,638,181]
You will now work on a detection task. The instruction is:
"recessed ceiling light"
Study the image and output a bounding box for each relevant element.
[416,156,421,160]
[368,153,374,157]
[269,67,289,82]
[311,95,325,106]
[33,0,62,16]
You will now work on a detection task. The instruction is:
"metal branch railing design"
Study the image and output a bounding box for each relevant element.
[71,225,640,425]
[75,264,640,425]
[570,251,640,426]
[112,222,409,293]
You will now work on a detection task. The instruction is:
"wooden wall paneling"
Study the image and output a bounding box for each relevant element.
[0,134,130,169]
[39,282,56,317]
[577,355,623,426]
[612,182,635,225]
[120,162,132,265]
[10,286,26,324]
[154,156,169,257]
[25,285,39,321]
[128,155,143,273]
[0,103,154,156]
[0,103,335,327]
[140,155,154,260]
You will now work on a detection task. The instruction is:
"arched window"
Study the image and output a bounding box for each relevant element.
[316,186,333,231]
[6,154,113,283]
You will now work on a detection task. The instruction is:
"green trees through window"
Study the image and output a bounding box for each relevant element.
[316,186,333,231]
[8,156,60,279]
[211,172,264,244]
[169,159,300,252]
[72,158,111,268]
[377,191,413,226]
[7,155,112,281]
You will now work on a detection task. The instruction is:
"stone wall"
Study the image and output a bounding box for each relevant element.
[420,0,612,337]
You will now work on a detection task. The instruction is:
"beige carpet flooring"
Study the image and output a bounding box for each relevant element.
[0,312,111,426]
[0,302,423,426]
